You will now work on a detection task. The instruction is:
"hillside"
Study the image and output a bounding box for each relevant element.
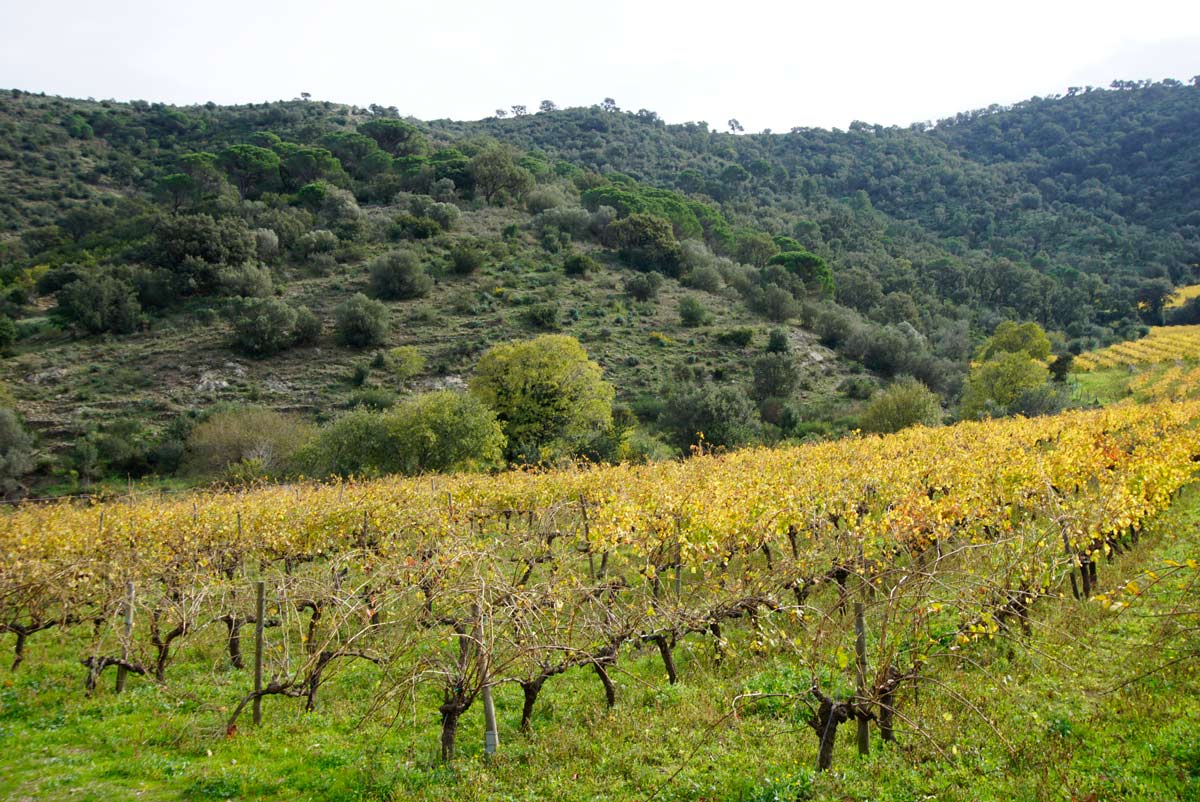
[0,81,1198,495]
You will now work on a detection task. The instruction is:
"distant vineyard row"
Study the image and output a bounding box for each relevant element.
[1073,325,1200,370]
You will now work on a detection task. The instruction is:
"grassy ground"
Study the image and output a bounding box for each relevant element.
[1070,367,1133,406]
[2,486,1198,801]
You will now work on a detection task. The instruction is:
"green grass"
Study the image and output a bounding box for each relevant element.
[1071,366,1133,405]
[2,487,1199,801]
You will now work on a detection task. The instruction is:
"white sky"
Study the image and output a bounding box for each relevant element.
[3,0,1199,131]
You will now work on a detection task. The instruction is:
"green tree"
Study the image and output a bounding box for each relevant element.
[859,377,942,433]
[335,293,391,348]
[609,213,683,276]
[751,353,800,401]
[360,118,426,156]
[978,320,1052,361]
[229,297,305,356]
[768,251,834,297]
[659,384,760,453]
[183,407,313,479]
[469,144,534,204]
[960,351,1050,418]
[56,275,141,334]
[369,249,433,300]
[0,407,34,497]
[217,144,281,198]
[470,334,614,462]
[679,295,709,327]
[0,315,17,351]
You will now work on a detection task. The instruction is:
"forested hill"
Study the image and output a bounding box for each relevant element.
[454,81,1200,309]
[0,80,1198,496]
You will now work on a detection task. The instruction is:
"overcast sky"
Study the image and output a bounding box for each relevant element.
[4,0,1198,131]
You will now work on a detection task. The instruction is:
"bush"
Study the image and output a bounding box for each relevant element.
[659,384,761,454]
[302,391,504,477]
[299,229,338,254]
[56,275,142,334]
[679,295,709,327]
[335,293,391,348]
[766,329,790,353]
[717,328,754,347]
[751,353,800,401]
[292,306,322,345]
[683,265,723,293]
[526,185,570,214]
[388,345,426,381]
[609,213,683,276]
[369,249,433,300]
[390,214,442,241]
[182,407,313,479]
[625,272,663,302]
[525,303,560,329]
[0,407,34,496]
[859,377,942,433]
[0,315,16,351]
[563,252,599,276]
[447,242,485,276]
[218,262,274,298]
[229,297,318,356]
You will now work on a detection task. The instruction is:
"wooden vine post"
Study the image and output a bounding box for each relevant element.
[475,596,499,756]
[853,598,869,757]
[115,581,135,692]
[253,580,265,726]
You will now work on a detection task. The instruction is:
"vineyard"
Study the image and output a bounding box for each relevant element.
[1072,325,1200,370]
[1128,362,1200,402]
[3,402,1200,799]
[1166,283,1200,309]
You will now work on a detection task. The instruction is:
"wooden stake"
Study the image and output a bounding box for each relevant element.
[853,600,869,757]
[253,581,265,726]
[115,581,135,693]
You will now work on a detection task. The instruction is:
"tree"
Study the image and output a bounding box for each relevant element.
[601,98,619,112]
[769,251,834,296]
[304,392,504,477]
[183,407,312,479]
[0,315,17,352]
[659,385,760,453]
[359,118,426,156]
[679,295,709,327]
[511,105,528,117]
[56,275,141,334]
[335,293,391,348]
[470,334,614,462]
[609,213,683,276]
[469,145,534,204]
[0,407,34,497]
[859,377,942,433]
[217,144,280,198]
[734,229,780,267]
[727,118,744,133]
[751,353,800,401]
[369,249,433,300]
[960,352,1050,418]
[978,320,1052,361]
[538,100,558,113]
[229,297,316,356]
[277,144,344,189]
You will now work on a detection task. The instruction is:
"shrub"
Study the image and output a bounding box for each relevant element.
[388,345,426,381]
[563,252,599,276]
[766,329,790,353]
[751,353,800,401]
[56,275,142,334]
[299,229,338,254]
[390,214,442,241]
[303,392,504,477]
[0,315,16,351]
[0,407,34,496]
[683,265,723,293]
[525,303,560,329]
[335,293,391,348]
[229,297,317,356]
[218,262,274,298]
[292,306,322,345]
[526,185,569,214]
[859,377,942,433]
[182,407,313,479]
[609,213,683,276]
[717,328,754,347]
[659,384,761,454]
[679,295,709,327]
[369,249,433,300]
[449,242,485,276]
[625,272,663,302]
